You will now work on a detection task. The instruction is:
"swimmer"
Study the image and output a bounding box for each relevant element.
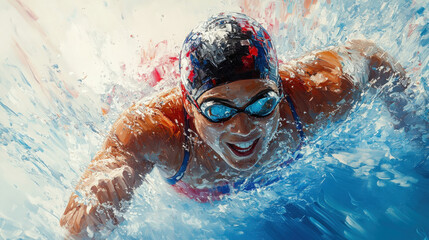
[60,12,409,237]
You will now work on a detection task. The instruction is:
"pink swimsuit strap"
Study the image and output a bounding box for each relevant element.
[171,180,230,203]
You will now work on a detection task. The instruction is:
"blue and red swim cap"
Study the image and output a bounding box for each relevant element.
[180,12,280,100]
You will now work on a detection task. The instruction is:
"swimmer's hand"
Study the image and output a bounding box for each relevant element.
[60,105,162,238]
[60,100,182,238]
[60,165,137,238]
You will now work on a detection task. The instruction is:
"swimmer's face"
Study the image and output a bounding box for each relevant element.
[188,79,282,171]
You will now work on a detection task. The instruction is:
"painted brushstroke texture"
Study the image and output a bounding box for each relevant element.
[0,0,427,239]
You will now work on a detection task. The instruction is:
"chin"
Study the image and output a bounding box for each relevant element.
[225,157,259,171]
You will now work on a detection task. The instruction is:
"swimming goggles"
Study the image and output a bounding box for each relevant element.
[187,89,283,123]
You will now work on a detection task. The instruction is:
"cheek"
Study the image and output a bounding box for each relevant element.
[195,118,223,145]
[259,110,280,138]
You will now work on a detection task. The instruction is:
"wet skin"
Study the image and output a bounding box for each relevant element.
[60,40,408,236]
[188,79,283,171]
[178,78,302,186]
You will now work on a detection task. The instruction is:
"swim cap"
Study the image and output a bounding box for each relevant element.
[180,12,280,100]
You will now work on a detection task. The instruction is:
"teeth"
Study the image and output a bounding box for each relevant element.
[236,148,249,153]
[233,140,254,149]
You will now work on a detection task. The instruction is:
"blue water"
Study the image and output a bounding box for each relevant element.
[0,0,428,239]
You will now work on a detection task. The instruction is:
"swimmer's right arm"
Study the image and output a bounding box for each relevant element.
[60,100,183,238]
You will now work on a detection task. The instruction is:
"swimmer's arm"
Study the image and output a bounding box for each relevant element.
[279,46,359,130]
[59,109,154,237]
[60,103,182,238]
[279,40,409,131]
[337,40,411,128]
[337,39,408,91]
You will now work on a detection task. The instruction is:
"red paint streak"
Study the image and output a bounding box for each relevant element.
[265,2,276,27]
[169,56,178,63]
[15,0,38,20]
[266,2,275,12]
[155,40,168,49]
[14,40,78,99]
[14,41,41,85]
[133,40,180,87]
[408,24,417,37]
[8,0,60,54]
[239,0,264,20]
[239,0,318,34]
[151,68,162,85]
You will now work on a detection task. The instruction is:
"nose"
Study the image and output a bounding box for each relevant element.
[228,112,255,136]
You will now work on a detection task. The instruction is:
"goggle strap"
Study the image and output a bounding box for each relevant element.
[187,94,202,112]
[181,83,202,113]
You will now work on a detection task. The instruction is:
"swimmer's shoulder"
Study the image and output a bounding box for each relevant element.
[279,45,357,94]
[145,86,185,125]
[111,86,185,168]
[278,41,367,127]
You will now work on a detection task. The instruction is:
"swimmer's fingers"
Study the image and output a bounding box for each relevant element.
[94,179,122,211]
[60,208,77,232]
[91,183,120,225]
[98,204,120,225]
[90,185,110,224]
[61,194,86,234]
[122,166,136,188]
[60,205,74,228]
[84,205,103,232]
[112,175,132,202]
[105,180,121,209]
[62,208,104,240]
[71,205,103,237]
[93,206,109,226]
[73,205,86,233]
[61,204,86,236]
[93,181,110,204]
[62,194,78,215]
[87,203,111,230]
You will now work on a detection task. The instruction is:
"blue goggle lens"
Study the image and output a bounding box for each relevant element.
[201,91,281,122]
[203,104,237,122]
[245,94,278,117]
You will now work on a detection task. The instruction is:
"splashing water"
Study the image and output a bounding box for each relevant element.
[0,0,428,239]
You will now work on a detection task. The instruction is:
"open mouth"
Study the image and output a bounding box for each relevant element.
[227,138,259,157]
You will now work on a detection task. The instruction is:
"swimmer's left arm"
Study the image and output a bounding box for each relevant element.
[279,45,361,129]
[335,40,411,129]
[336,39,408,92]
[60,105,157,237]
[279,39,410,132]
